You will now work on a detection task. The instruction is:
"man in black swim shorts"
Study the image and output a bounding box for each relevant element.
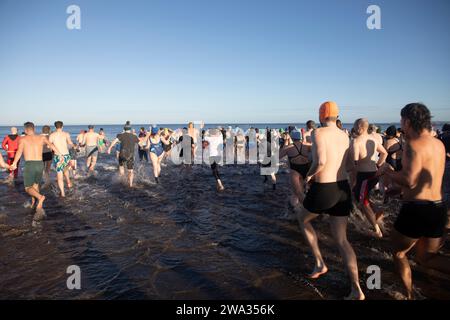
[380,103,450,299]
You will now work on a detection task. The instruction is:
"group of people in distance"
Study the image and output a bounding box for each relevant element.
[1,101,449,300]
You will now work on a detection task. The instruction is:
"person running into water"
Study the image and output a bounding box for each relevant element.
[83,125,101,173]
[303,120,316,147]
[2,127,21,180]
[351,118,387,238]
[378,103,449,300]
[76,130,86,156]
[162,128,174,162]
[147,127,169,183]
[98,128,107,153]
[298,101,365,300]
[11,122,59,216]
[108,124,140,187]
[261,128,277,190]
[204,128,225,191]
[41,125,53,184]
[279,130,311,207]
[49,121,74,198]
[138,127,149,162]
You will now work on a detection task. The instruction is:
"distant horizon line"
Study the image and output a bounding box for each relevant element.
[1,120,449,127]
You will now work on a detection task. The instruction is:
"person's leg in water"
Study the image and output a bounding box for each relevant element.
[43,161,51,185]
[297,209,327,278]
[211,160,224,191]
[157,155,163,177]
[128,169,134,187]
[27,184,46,211]
[391,231,418,299]
[56,171,66,197]
[64,167,72,189]
[89,156,98,172]
[150,152,160,183]
[414,237,450,274]
[358,201,383,238]
[329,216,365,300]
[290,171,305,207]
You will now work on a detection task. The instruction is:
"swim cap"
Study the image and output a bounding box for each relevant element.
[151,127,159,135]
[290,130,302,141]
[319,101,339,122]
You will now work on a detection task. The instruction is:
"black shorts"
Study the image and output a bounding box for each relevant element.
[290,163,310,179]
[42,152,53,162]
[119,156,135,170]
[353,171,378,205]
[394,201,448,239]
[303,180,353,216]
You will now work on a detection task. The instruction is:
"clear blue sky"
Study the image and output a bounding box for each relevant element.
[0,0,449,125]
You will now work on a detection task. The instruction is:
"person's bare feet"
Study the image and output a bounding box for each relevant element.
[344,288,365,300]
[36,195,46,210]
[308,264,328,279]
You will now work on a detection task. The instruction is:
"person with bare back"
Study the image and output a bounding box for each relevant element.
[379,103,449,299]
[297,101,365,300]
[11,122,59,216]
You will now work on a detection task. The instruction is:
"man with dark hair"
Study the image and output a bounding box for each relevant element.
[438,123,450,227]
[49,121,74,197]
[380,103,449,299]
[11,122,59,216]
[107,123,139,188]
[298,101,365,300]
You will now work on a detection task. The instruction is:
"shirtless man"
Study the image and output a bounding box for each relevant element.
[49,121,74,197]
[83,125,101,172]
[11,122,59,214]
[379,103,449,299]
[298,101,365,300]
[351,118,387,238]
[76,130,86,156]
[303,120,316,146]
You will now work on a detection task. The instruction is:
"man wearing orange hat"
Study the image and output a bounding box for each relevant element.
[297,101,365,300]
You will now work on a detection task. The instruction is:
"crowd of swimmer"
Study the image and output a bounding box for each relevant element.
[1,101,449,300]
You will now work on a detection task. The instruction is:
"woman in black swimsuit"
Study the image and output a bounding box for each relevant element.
[279,130,311,207]
[384,125,403,171]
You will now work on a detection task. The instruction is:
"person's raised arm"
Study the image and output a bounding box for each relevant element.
[279,144,290,159]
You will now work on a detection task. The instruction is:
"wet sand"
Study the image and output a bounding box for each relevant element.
[0,153,449,300]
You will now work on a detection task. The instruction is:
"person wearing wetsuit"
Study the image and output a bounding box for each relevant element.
[279,130,310,207]
[2,127,21,179]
